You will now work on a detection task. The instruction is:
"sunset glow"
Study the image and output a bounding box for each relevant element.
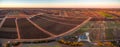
[0,0,120,8]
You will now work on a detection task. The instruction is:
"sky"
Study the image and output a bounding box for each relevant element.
[0,0,120,8]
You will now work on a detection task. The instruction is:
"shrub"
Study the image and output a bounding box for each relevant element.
[58,39,83,46]
[96,41,104,46]
[11,42,21,46]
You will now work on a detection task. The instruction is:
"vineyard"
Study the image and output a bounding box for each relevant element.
[0,8,120,47]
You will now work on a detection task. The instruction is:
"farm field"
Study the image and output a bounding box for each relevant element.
[69,20,120,41]
[0,8,120,47]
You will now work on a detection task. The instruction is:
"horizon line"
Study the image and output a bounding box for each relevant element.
[0,7,120,8]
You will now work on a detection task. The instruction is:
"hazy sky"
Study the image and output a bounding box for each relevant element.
[0,0,120,8]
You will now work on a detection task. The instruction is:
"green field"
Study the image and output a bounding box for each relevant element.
[68,20,120,41]
[98,12,113,18]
